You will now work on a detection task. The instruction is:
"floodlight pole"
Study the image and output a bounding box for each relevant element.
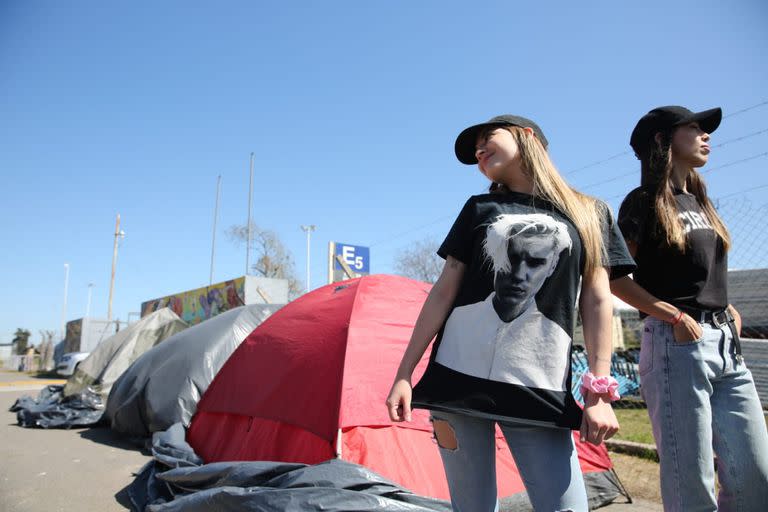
[300,225,316,293]
[86,282,94,318]
[246,153,254,275]
[61,263,70,339]
[210,175,221,285]
[107,214,125,322]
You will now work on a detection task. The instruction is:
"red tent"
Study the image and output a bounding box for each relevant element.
[188,274,623,503]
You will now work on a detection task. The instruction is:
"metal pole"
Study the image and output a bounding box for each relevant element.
[246,153,254,275]
[300,225,316,292]
[61,263,70,339]
[108,213,122,322]
[86,283,94,318]
[210,175,221,285]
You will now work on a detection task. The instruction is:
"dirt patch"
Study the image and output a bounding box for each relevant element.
[610,452,662,504]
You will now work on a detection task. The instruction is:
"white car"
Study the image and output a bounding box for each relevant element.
[56,352,90,377]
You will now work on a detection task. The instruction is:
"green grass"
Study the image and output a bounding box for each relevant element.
[613,408,768,447]
[614,408,655,445]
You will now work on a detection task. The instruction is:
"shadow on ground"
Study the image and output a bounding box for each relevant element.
[79,426,150,454]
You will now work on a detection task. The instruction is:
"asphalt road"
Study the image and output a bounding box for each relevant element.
[0,370,150,512]
[0,369,660,511]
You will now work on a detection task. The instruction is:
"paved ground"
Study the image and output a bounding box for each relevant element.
[0,369,662,511]
[0,371,150,512]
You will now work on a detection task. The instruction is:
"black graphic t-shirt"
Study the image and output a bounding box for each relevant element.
[411,192,635,429]
[617,186,727,315]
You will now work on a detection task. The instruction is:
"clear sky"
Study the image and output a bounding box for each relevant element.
[2,1,767,344]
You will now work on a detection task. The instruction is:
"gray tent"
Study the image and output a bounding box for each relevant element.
[106,304,282,437]
[64,308,188,400]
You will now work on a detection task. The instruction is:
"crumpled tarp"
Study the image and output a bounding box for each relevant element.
[107,304,282,438]
[128,423,451,512]
[65,308,188,400]
[9,385,105,428]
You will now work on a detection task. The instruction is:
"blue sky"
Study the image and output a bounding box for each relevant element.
[2,1,767,344]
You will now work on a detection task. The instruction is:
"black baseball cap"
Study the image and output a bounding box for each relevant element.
[454,115,548,165]
[630,106,722,157]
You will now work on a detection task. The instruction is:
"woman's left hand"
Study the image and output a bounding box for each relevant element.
[580,393,619,446]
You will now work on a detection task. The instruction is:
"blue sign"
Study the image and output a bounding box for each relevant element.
[333,243,370,273]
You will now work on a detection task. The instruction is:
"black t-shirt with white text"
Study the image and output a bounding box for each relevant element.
[411,192,635,429]
[617,186,727,315]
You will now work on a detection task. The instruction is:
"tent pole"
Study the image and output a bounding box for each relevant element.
[335,428,343,458]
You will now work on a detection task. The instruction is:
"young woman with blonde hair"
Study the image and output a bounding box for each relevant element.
[386,115,635,511]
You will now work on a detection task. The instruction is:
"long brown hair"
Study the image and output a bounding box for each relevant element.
[486,126,606,276]
[640,130,731,251]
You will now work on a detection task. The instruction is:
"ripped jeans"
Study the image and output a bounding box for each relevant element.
[430,411,588,512]
[640,317,768,511]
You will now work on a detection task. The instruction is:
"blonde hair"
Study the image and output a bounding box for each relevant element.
[484,213,572,274]
[641,131,731,251]
[489,126,606,276]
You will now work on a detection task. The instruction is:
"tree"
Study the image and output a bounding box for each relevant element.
[228,223,303,299]
[13,328,31,355]
[38,330,56,371]
[394,237,443,284]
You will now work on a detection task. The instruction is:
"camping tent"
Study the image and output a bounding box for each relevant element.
[187,275,625,506]
[107,303,283,437]
[64,308,188,400]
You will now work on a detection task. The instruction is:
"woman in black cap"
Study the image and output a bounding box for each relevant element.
[386,115,635,511]
[612,106,768,511]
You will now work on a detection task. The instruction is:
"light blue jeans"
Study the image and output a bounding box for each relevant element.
[640,317,768,512]
[430,410,588,512]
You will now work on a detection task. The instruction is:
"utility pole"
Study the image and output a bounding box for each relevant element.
[246,153,254,276]
[86,283,94,318]
[210,175,221,285]
[61,263,70,339]
[107,214,125,322]
[300,225,316,293]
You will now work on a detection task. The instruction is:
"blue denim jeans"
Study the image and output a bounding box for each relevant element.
[430,410,588,512]
[640,317,768,512]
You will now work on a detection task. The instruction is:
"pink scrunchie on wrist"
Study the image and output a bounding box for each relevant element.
[580,372,621,402]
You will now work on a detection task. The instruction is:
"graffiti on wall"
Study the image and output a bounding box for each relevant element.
[140,278,246,325]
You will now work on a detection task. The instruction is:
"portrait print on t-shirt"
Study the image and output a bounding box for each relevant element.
[435,213,573,391]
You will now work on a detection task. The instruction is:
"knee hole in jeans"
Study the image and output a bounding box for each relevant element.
[431,418,458,451]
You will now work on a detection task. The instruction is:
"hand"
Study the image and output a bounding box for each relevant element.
[580,393,619,446]
[728,305,742,335]
[672,313,703,343]
[386,378,413,422]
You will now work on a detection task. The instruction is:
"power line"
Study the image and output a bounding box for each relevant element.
[564,100,767,177]
[716,183,768,201]
[602,152,768,203]
[369,214,453,248]
[565,151,632,176]
[578,129,767,192]
[723,100,768,119]
[712,127,768,149]
[372,108,768,250]
[701,151,768,175]
[580,169,637,191]
[369,184,491,248]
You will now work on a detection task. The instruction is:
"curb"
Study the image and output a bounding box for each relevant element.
[606,439,659,462]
